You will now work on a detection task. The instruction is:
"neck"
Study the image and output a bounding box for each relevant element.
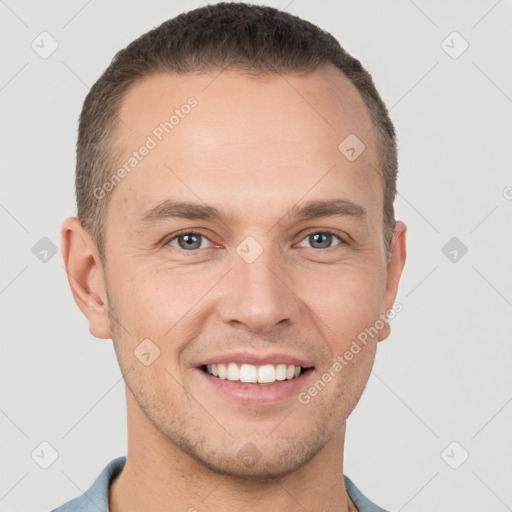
[110,390,357,512]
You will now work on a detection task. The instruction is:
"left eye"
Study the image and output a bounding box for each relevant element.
[297,231,343,250]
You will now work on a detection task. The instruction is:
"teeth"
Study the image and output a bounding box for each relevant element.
[258,364,275,383]
[239,363,258,383]
[227,362,239,380]
[217,363,227,379]
[275,364,287,381]
[204,363,304,383]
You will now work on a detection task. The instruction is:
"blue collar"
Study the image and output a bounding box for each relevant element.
[51,456,389,512]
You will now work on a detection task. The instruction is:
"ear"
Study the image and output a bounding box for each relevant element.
[378,220,407,342]
[60,217,111,339]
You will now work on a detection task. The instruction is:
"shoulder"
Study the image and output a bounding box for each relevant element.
[344,475,391,512]
[50,456,126,512]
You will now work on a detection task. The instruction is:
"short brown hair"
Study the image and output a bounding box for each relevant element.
[76,2,398,263]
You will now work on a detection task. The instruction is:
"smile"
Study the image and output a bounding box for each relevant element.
[203,362,304,384]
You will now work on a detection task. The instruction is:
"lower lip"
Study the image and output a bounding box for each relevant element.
[196,367,314,404]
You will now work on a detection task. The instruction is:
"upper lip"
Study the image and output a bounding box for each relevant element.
[197,351,314,368]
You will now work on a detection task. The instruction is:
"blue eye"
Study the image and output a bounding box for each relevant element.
[168,232,210,251]
[298,231,343,249]
[166,230,344,252]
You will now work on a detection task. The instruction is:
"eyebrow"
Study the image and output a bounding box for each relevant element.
[136,198,367,229]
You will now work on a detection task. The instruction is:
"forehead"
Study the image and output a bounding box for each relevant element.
[116,65,375,151]
[107,66,382,230]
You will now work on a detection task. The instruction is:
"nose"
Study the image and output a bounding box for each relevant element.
[217,244,301,335]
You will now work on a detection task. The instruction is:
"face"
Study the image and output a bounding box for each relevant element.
[66,65,406,478]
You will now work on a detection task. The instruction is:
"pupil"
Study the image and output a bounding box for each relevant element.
[180,234,201,250]
[311,233,331,248]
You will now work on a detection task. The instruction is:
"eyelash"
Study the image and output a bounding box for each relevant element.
[165,229,347,252]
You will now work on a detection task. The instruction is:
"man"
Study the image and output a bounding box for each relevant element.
[55,2,406,511]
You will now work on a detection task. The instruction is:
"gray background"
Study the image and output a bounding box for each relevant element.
[1,0,511,510]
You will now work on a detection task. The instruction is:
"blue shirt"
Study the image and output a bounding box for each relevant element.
[51,456,389,512]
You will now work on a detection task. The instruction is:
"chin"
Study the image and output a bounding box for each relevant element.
[178,435,324,480]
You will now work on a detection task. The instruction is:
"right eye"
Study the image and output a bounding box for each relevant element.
[166,232,215,251]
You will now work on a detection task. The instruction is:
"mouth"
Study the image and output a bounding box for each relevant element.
[195,352,315,404]
[200,362,312,385]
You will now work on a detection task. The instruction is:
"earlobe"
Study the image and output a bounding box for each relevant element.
[378,221,407,342]
[60,217,111,339]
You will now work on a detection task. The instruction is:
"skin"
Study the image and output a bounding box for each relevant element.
[61,64,406,512]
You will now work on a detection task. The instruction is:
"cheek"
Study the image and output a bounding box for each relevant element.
[107,262,217,355]
[296,262,386,342]
[107,247,386,355]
